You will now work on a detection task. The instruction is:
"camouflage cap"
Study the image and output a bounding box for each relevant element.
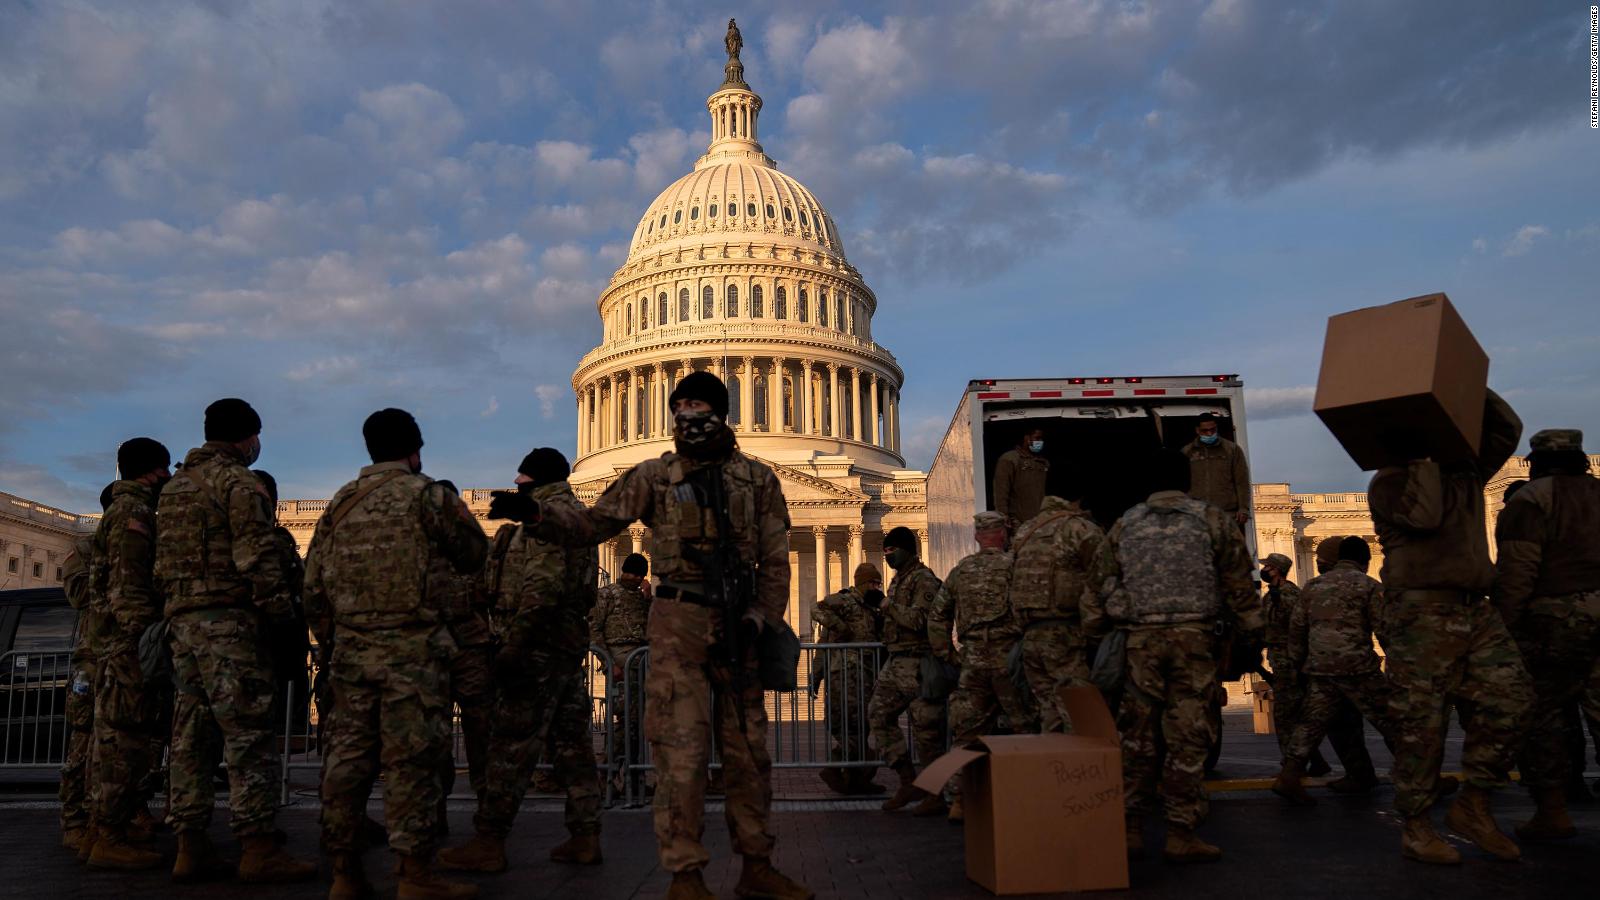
[1258,553,1293,575]
[974,511,1007,531]
[1314,536,1344,568]
[1530,429,1584,454]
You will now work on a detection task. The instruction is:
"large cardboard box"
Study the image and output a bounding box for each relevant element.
[1313,292,1489,470]
[914,688,1128,894]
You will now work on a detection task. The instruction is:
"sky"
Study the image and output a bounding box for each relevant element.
[2,0,1596,512]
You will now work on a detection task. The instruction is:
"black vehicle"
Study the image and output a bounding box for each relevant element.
[0,588,77,767]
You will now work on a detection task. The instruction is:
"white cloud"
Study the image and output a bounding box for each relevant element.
[1246,385,1316,421]
[1502,224,1549,257]
[346,83,465,165]
[480,396,500,418]
[535,384,564,420]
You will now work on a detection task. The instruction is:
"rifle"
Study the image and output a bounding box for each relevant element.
[680,464,758,733]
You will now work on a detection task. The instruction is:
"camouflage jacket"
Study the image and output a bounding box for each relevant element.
[881,559,942,654]
[1091,491,1261,633]
[930,547,1016,662]
[1493,473,1600,622]
[506,481,598,662]
[993,448,1049,526]
[303,461,487,663]
[434,562,492,648]
[1262,581,1303,651]
[813,587,880,644]
[62,534,100,665]
[482,523,527,622]
[155,442,288,618]
[591,580,650,652]
[1183,437,1251,515]
[535,449,791,624]
[1289,561,1384,676]
[1007,497,1107,627]
[92,480,161,658]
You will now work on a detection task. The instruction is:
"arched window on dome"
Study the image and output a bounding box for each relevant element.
[709,202,717,219]
[678,288,690,322]
[799,210,809,228]
[640,297,649,330]
[727,374,741,427]
[783,206,793,223]
[690,206,699,221]
[775,286,787,320]
[751,285,764,318]
[747,202,757,218]
[765,203,775,219]
[626,302,633,335]
[753,374,768,430]
[647,219,653,235]
[673,210,682,225]
[658,293,668,326]
[727,284,739,317]
[797,288,809,323]
[835,296,844,331]
[728,202,737,217]
[660,214,667,228]
[701,285,714,319]
[817,290,829,327]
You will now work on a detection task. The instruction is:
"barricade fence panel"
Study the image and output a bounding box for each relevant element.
[0,649,74,768]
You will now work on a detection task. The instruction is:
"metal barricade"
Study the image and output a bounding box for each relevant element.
[0,648,74,768]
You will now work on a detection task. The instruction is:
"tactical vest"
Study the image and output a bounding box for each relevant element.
[315,471,436,632]
[598,583,650,648]
[648,455,761,588]
[1009,511,1095,623]
[1107,498,1220,625]
[155,459,252,611]
[883,563,939,653]
[952,551,1016,634]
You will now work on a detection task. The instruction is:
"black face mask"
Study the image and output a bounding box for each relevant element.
[674,410,733,459]
[518,482,537,496]
[885,548,912,570]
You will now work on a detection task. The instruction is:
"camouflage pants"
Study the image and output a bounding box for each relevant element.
[1119,625,1215,828]
[1267,649,1372,773]
[321,655,450,856]
[1384,591,1533,817]
[59,663,96,830]
[824,652,879,764]
[1514,591,1600,791]
[441,643,493,804]
[644,598,773,873]
[607,642,647,774]
[168,608,281,837]
[950,642,1037,744]
[1287,672,1397,763]
[475,655,601,840]
[93,649,160,831]
[867,655,947,771]
[1019,621,1090,733]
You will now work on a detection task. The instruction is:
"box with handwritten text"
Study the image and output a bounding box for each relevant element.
[915,687,1128,893]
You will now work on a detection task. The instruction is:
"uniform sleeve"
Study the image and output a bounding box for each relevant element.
[589,589,611,646]
[811,598,846,636]
[1085,523,1121,635]
[538,466,651,547]
[422,483,489,576]
[1492,493,1545,623]
[753,469,793,623]
[302,509,336,651]
[223,472,289,612]
[1286,583,1309,672]
[928,579,956,662]
[1369,461,1443,533]
[63,538,93,611]
[1213,510,1263,631]
[1232,443,1252,515]
[109,506,161,641]
[993,454,1016,519]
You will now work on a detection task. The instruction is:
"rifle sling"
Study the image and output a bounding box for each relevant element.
[327,470,408,532]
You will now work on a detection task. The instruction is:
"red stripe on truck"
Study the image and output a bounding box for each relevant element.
[1133,389,1167,396]
[1029,391,1062,398]
[977,392,1010,400]
[1185,388,1218,395]
[1082,390,1115,397]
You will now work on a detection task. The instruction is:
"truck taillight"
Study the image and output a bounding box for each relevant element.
[1068,378,1085,385]
[1126,377,1143,383]
[1095,377,1114,384]
[1213,375,1230,382]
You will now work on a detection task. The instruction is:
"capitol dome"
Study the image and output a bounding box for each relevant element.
[569,37,907,478]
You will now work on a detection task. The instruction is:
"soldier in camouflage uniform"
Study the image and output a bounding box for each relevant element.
[1087,449,1261,864]
[1274,537,1398,805]
[932,512,1036,822]
[438,449,604,874]
[868,526,947,815]
[592,552,652,796]
[811,562,884,796]
[304,409,489,900]
[1369,390,1532,865]
[59,484,113,855]
[1495,429,1600,841]
[485,374,809,900]
[430,481,494,834]
[155,399,315,883]
[254,470,312,754]
[1008,480,1107,734]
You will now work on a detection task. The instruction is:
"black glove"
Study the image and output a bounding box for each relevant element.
[862,589,885,609]
[488,490,539,523]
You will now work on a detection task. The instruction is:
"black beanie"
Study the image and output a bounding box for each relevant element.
[204,398,262,442]
[669,371,729,417]
[117,437,170,478]
[883,526,918,553]
[363,408,424,462]
[518,447,570,486]
[621,553,649,577]
[1338,536,1372,565]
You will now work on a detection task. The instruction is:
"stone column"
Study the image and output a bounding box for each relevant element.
[769,357,784,432]
[811,526,829,607]
[848,525,864,582]
[629,525,645,555]
[605,375,617,447]
[850,367,863,442]
[576,395,585,457]
[589,384,599,452]
[869,373,881,447]
[740,356,755,432]
[826,363,840,437]
[918,528,929,564]
[799,358,814,436]
[652,363,667,438]
[888,386,899,453]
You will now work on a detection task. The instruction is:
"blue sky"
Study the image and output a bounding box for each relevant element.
[2,1,1595,511]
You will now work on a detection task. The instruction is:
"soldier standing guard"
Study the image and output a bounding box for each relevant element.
[931,512,1037,823]
[304,409,488,900]
[812,562,886,796]
[59,484,114,857]
[593,552,653,796]
[430,480,495,835]
[493,373,810,900]
[867,526,946,815]
[155,399,315,883]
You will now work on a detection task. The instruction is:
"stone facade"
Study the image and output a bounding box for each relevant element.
[0,490,96,591]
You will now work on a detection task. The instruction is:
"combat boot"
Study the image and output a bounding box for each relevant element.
[1305,750,1333,778]
[132,804,167,834]
[818,767,849,795]
[1515,788,1577,841]
[549,833,603,865]
[848,770,886,795]
[87,828,163,870]
[667,869,715,900]
[172,830,234,883]
[881,762,922,812]
[61,826,85,852]
[1435,775,1460,798]
[1444,785,1521,861]
[1162,826,1222,864]
[329,852,372,900]
[396,854,478,900]
[947,795,964,823]
[1125,816,1144,856]
[436,834,508,873]
[1271,759,1317,807]
[237,833,318,883]
[76,822,98,863]
[911,792,948,817]
[734,856,814,899]
[1400,815,1461,865]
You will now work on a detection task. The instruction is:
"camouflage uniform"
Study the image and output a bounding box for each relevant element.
[1088,491,1261,829]
[265,525,311,744]
[867,559,946,772]
[303,460,488,857]
[60,535,99,836]
[1263,580,1370,772]
[1182,437,1251,519]
[593,578,651,776]
[155,442,291,838]
[1008,498,1106,733]
[474,481,601,842]
[482,523,528,627]
[437,561,493,806]
[933,546,1037,750]
[992,448,1049,529]
[1368,399,1533,817]
[1494,446,1600,793]
[1285,561,1397,761]
[91,481,163,836]
[534,449,790,873]
[812,587,882,770]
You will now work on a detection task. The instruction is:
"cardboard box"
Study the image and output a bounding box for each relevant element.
[1313,292,1489,470]
[1250,675,1275,735]
[914,687,1128,894]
